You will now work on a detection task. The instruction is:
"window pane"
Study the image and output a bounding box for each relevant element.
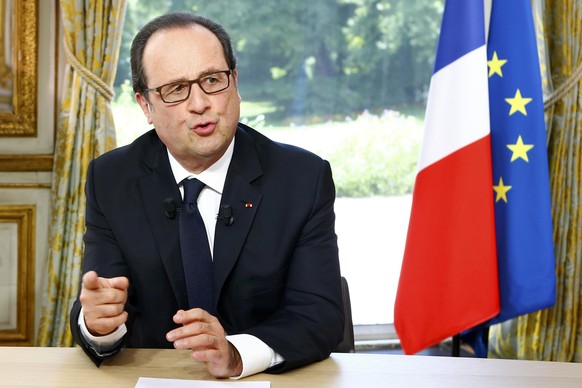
[113,0,444,331]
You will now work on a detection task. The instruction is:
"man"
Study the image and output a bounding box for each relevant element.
[69,11,344,378]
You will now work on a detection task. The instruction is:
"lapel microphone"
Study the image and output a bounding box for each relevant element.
[163,198,180,219]
[217,204,234,226]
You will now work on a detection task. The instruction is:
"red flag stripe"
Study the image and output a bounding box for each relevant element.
[395,136,499,354]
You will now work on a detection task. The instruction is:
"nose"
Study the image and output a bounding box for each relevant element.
[185,83,211,113]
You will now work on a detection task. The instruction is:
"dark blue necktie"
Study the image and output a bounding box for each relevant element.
[179,178,215,313]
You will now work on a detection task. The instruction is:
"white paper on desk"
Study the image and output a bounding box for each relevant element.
[135,377,270,387]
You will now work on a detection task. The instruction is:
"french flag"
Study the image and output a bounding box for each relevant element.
[393,0,500,355]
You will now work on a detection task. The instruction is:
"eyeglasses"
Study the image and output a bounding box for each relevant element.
[145,70,232,103]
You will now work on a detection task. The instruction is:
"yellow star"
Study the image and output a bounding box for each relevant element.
[505,89,532,116]
[487,51,507,77]
[493,177,512,203]
[507,135,534,162]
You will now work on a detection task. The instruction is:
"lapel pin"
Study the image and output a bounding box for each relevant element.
[241,200,253,208]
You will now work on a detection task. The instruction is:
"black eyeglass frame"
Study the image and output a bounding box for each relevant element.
[144,69,233,103]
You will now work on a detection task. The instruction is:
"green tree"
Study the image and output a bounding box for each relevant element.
[114,0,443,122]
[341,0,443,107]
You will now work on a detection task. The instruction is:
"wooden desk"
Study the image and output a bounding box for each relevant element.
[1,347,581,387]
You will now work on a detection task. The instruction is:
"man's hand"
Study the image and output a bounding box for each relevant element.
[166,309,243,378]
[79,271,129,336]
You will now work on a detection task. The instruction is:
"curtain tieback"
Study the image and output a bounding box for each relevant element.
[544,59,582,110]
[63,38,115,101]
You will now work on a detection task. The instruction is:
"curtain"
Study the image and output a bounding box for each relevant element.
[37,0,127,346]
[489,0,582,361]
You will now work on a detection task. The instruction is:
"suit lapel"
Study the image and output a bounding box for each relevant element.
[137,135,189,309]
[213,126,263,298]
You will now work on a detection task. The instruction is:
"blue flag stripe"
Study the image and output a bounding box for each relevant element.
[433,0,485,73]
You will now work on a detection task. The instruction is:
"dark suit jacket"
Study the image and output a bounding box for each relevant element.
[70,123,344,373]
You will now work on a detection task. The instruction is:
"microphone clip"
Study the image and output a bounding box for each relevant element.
[217,204,234,226]
[163,198,180,219]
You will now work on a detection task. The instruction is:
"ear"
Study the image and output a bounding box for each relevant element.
[136,92,154,125]
[232,69,242,102]
[232,69,239,87]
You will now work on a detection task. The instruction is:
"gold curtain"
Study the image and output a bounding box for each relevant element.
[489,0,582,361]
[37,0,127,346]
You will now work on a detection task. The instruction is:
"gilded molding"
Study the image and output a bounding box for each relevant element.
[0,205,35,345]
[0,0,38,136]
[0,183,51,189]
[0,155,53,171]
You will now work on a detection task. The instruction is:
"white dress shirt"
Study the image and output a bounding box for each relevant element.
[79,137,283,378]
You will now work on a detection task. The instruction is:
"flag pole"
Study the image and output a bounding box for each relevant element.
[452,335,460,357]
[452,328,490,357]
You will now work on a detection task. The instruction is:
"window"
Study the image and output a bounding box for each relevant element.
[113,0,444,342]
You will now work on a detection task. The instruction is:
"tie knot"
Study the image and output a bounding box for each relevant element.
[182,178,205,204]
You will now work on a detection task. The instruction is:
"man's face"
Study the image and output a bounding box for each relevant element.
[136,25,240,173]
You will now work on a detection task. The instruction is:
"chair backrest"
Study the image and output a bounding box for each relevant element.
[334,276,355,353]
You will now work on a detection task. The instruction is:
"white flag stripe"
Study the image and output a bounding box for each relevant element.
[417,45,490,172]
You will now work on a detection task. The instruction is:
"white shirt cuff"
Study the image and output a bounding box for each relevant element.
[78,307,127,353]
[226,334,284,379]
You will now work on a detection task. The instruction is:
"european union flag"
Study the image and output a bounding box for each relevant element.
[467,0,556,357]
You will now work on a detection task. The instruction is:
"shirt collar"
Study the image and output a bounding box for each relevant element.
[168,137,234,195]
